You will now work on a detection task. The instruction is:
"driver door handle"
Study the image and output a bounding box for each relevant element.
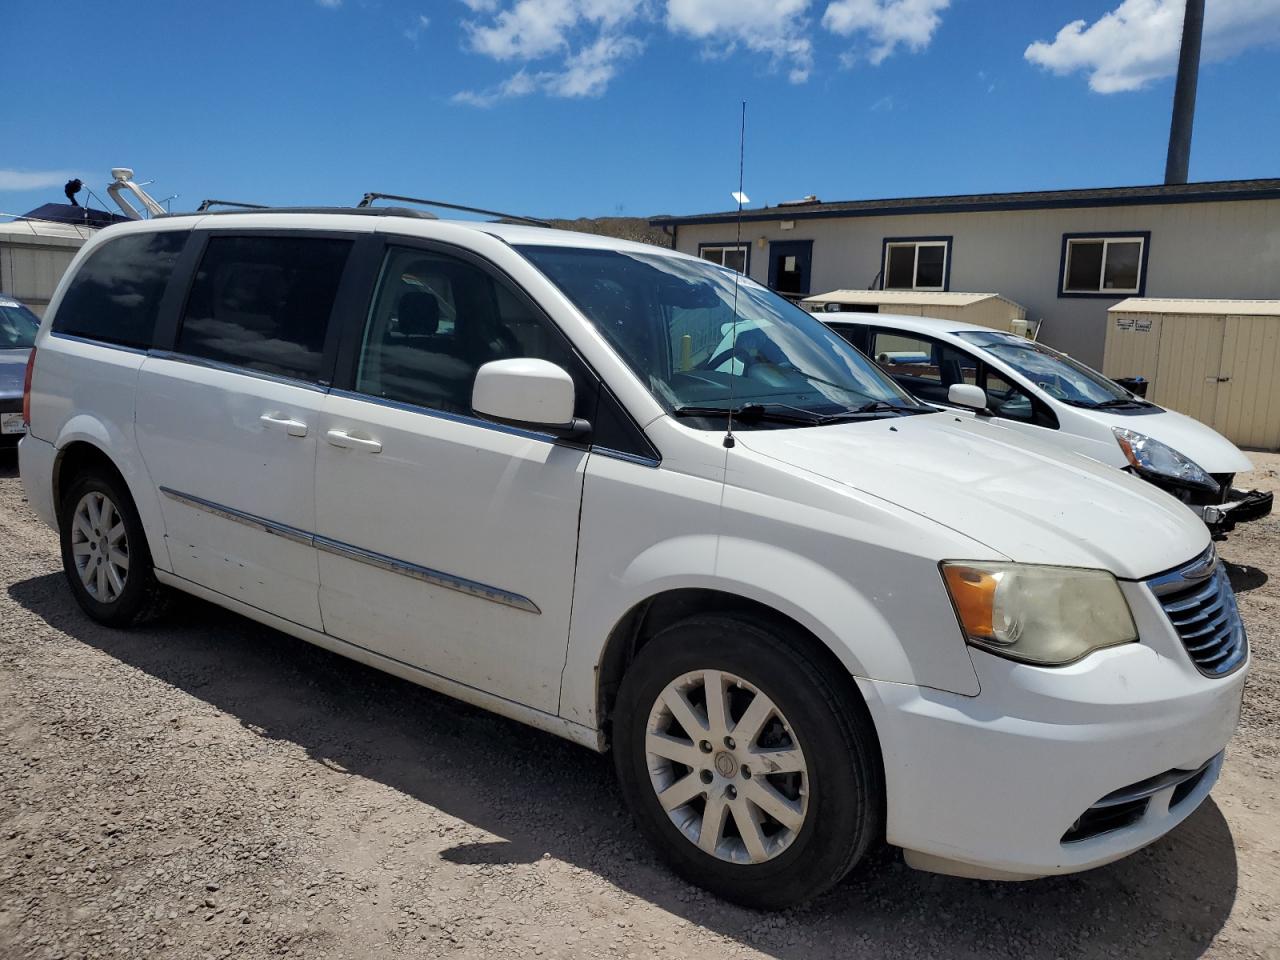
[326,429,382,454]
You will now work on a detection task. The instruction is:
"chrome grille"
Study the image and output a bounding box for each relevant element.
[1148,547,1247,677]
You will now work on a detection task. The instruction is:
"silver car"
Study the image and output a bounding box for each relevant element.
[0,294,38,447]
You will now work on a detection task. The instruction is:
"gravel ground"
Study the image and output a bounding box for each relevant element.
[2,448,1278,960]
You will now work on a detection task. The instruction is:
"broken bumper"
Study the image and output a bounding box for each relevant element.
[1203,488,1273,533]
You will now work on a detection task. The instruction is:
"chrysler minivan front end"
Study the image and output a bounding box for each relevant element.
[869,548,1245,880]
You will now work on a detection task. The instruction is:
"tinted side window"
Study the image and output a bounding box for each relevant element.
[355,246,590,419]
[52,231,186,349]
[177,235,352,382]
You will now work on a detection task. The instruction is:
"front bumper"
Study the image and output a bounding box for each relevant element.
[860,579,1247,881]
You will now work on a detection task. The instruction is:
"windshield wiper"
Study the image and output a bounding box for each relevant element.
[671,403,826,425]
[850,399,928,416]
[1093,397,1152,409]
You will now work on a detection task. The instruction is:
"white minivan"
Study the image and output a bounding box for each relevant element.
[19,211,1248,908]
[821,313,1272,534]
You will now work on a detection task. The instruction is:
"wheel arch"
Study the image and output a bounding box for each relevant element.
[51,429,170,573]
[595,587,881,754]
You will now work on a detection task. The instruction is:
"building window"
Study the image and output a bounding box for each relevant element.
[882,237,950,291]
[698,243,749,275]
[1060,233,1149,296]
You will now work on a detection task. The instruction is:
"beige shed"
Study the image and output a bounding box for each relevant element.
[801,290,1030,334]
[0,218,93,317]
[1104,298,1280,450]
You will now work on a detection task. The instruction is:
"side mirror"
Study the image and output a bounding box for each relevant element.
[473,358,591,441]
[948,383,991,414]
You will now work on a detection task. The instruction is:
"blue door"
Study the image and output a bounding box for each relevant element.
[767,240,814,297]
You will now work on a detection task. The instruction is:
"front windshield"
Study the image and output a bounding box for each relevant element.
[955,329,1135,408]
[0,298,39,350]
[516,246,927,427]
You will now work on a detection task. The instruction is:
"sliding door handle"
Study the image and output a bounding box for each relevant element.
[259,413,308,437]
[326,429,382,454]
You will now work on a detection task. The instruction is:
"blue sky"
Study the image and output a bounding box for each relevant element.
[2,0,1277,220]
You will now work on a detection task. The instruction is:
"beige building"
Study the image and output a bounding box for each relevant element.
[651,179,1280,368]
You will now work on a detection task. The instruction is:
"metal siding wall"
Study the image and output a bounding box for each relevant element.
[675,198,1280,370]
[1102,311,1163,381]
[0,240,78,311]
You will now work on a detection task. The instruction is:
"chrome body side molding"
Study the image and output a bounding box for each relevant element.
[157,486,540,614]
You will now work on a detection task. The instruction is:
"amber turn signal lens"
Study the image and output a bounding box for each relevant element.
[942,564,998,641]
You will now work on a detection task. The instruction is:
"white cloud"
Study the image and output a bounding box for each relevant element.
[315,0,341,8]
[404,14,431,43]
[0,169,78,192]
[453,33,643,105]
[463,0,642,60]
[452,0,951,104]
[870,93,894,111]
[1026,0,1280,94]
[455,0,647,104]
[665,0,814,83]
[822,0,950,65]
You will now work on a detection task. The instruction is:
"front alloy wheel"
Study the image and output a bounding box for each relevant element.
[614,615,882,909]
[646,669,808,864]
[70,491,130,603]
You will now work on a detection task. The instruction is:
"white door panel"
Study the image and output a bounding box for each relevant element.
[134,356,324,629]
[315,393,587,713]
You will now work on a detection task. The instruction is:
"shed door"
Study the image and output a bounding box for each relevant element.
[1214,315,1280,450]
[1152,315,1225,427]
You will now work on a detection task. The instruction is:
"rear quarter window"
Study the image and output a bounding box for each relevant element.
[52,231,186,349]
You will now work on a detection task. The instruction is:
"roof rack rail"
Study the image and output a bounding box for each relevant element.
[196,199,269,212]
[164,206,437,219]
[358,192,550,227]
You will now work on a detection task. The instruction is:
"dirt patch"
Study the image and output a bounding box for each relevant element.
[1,449,1278,960]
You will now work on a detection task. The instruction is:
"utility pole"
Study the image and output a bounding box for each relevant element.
[1164,0,1205,185]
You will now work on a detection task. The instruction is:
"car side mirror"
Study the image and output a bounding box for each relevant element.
[473,358,592,441]
[948,383,991,414]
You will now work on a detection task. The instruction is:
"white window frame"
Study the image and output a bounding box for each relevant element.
[699,244,749,275]
[1062,236,1145,294]
[883,240,949,291]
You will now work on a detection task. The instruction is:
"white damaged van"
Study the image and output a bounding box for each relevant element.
[19,211,1248,908]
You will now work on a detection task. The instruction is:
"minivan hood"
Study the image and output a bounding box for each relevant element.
[736,412,1209,580]
[0,348,29,400]
[1083,406,1252,474]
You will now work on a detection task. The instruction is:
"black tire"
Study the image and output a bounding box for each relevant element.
[59,469,170,627]
[613,615,883,909]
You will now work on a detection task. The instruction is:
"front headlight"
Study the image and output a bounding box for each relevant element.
[941,562,1137,665]
[1113,427,1218,494]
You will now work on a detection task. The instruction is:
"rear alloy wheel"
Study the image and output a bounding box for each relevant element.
[60,470,170,627]
[69,490,131,604]
[614,615,882,909]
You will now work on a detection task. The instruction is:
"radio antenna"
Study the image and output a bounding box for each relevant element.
[724,100,748,450]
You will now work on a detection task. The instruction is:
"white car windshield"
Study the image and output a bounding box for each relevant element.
[518,246,929,427]
[0,298,38,350]
[956,329,1143,409]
